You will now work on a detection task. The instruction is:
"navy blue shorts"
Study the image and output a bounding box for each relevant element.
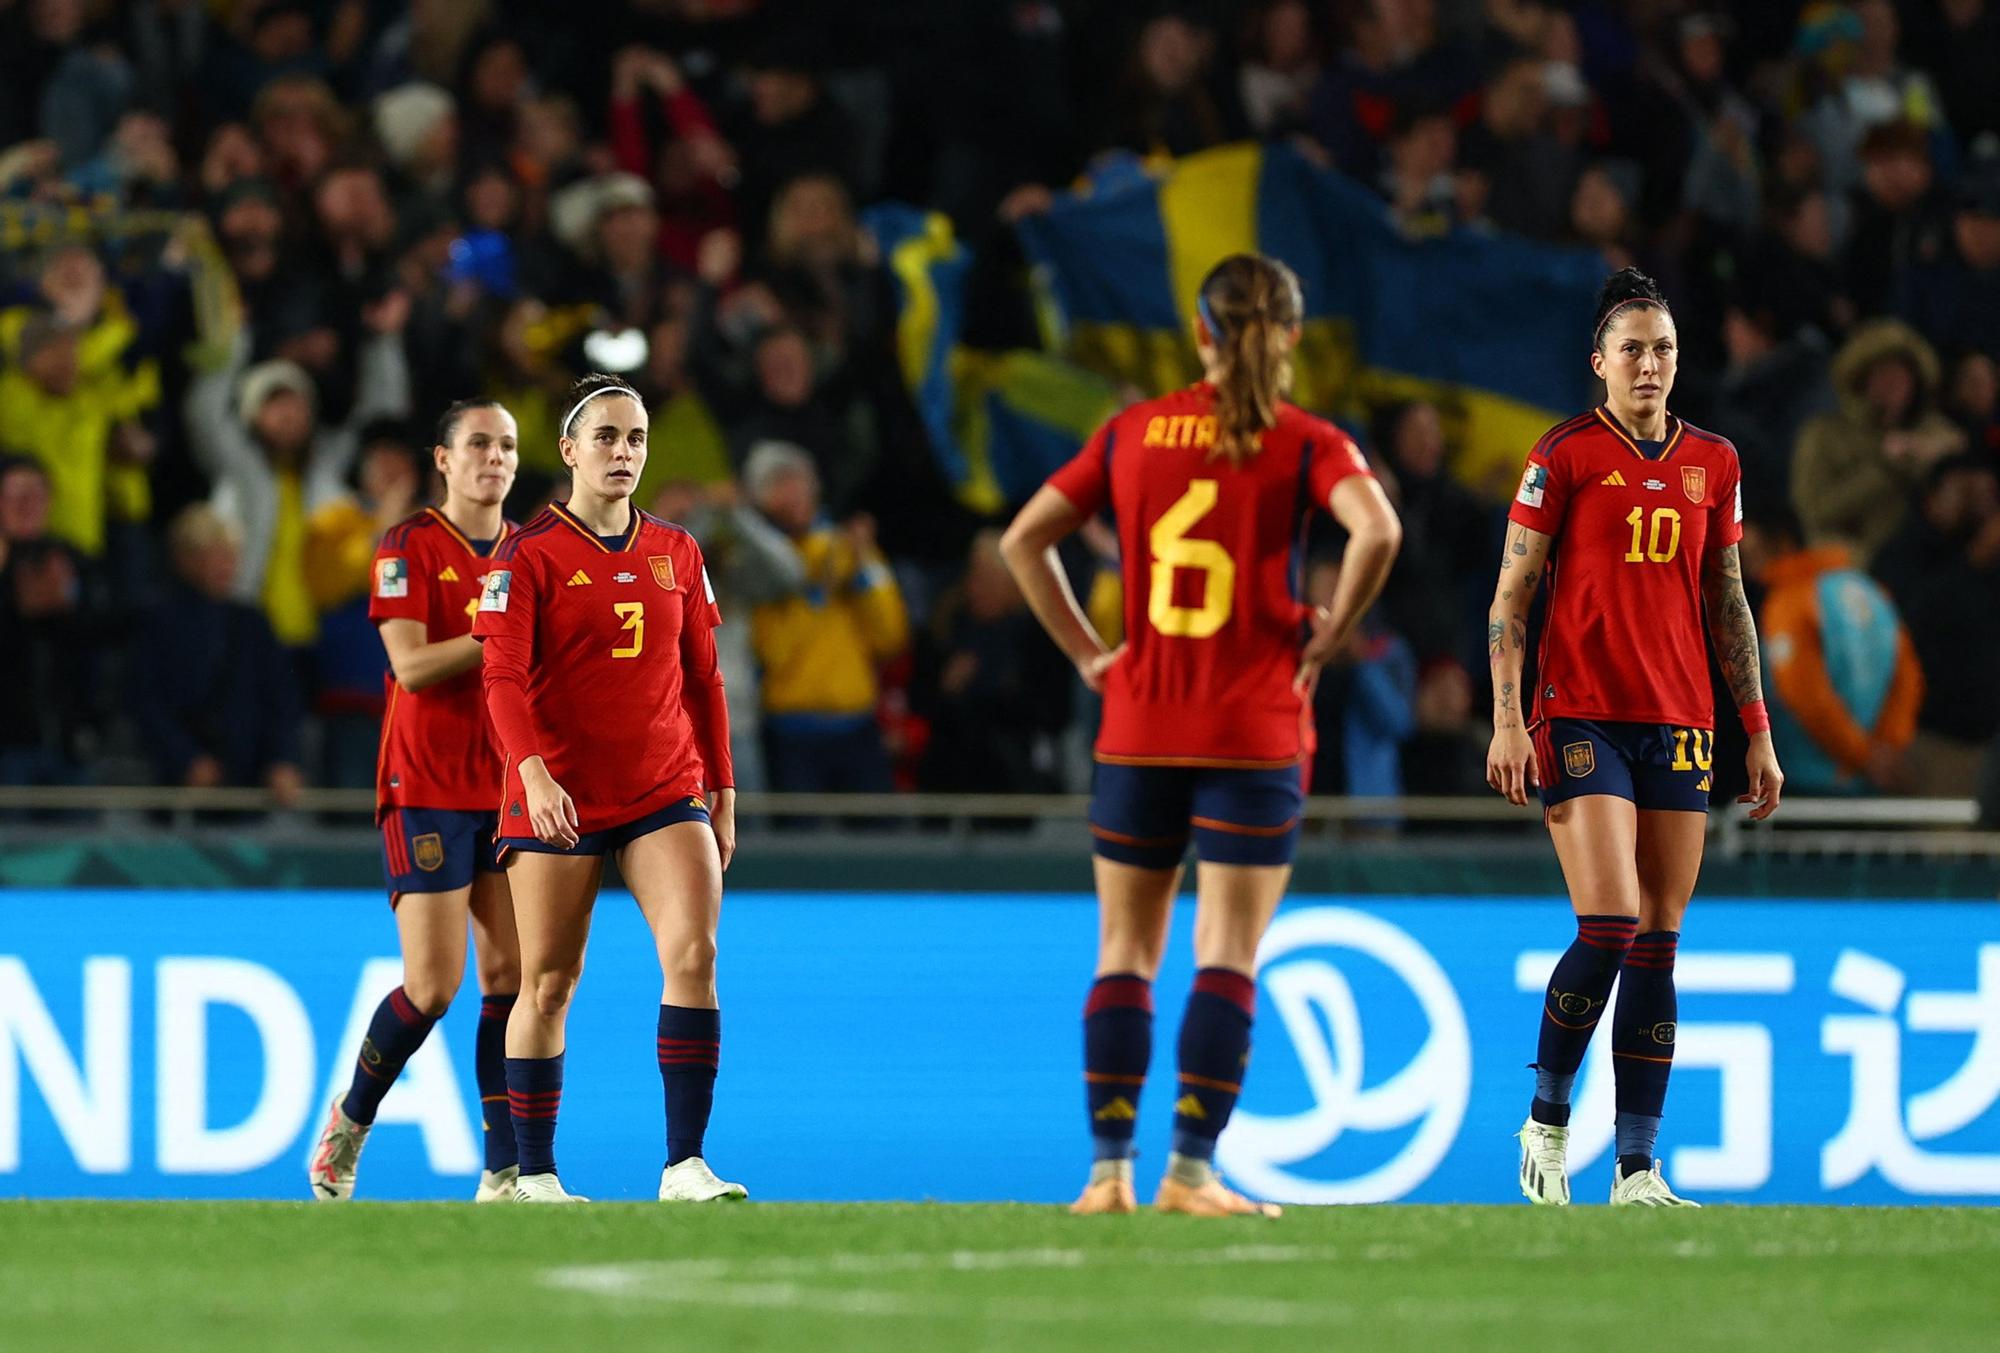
[380,807,503,903]
[500,795,712,858]
[1089,761,1305,869]
[1534,718,1713,813]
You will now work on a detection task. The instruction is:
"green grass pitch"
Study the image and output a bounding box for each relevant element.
[2,1201,1996,1351]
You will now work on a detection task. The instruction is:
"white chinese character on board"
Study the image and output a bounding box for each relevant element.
[1822,946,2000,1194]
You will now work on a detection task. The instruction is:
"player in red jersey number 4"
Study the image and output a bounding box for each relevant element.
[310,400,523,1203]
[1004,254,1401,1217]
[1487,269,1783,1208]
[474,374,742,1203]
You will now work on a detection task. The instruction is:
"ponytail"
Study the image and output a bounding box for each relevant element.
[1197,254,1304,464]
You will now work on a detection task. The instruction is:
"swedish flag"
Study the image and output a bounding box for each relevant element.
[1015,142,1607,497]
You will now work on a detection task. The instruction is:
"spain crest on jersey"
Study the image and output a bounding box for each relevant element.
[1681,466,1707,504]
[649,555,676,590]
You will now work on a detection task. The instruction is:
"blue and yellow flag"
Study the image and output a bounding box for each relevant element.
[1015,142,1607,497]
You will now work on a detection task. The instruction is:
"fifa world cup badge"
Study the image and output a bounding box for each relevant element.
[375,557,408,599]
[478,570,511,612]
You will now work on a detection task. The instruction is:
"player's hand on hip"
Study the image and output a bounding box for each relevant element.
[1739,732,1784,821]
[1078,645,1123,695]
[521,759,580,847]
[1486,726,1538,806]
[709,788,737,871]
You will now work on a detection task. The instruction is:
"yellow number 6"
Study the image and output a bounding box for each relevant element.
[1148,479,1235,639]
[612,601,644,657]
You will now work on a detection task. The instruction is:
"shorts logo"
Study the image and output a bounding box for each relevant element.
[687,796,705,810]
[375,557,408,599]
[1681,466,1707,504]
[1563,741,1596,779]
[650,555,676,590]
[1515,462,1548,509]
[479,570,511,612]
[412,833,444,872]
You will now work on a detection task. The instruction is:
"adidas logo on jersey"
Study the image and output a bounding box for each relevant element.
[438,566,460,582]
[1601,470,1627,487]
[566,570,593,587]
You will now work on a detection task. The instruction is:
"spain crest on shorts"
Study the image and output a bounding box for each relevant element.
[649,555,676,590]
[1681,466,1707,504]
[1563,740,1596,779]
[413,833,444,872]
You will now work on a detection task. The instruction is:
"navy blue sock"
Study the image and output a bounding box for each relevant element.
[657,1005,720,1166]
[1083,974,1153,1161]
[340,987,440,1126]
[477,994,517,1171]
[1614,930,1679,1174]
[1170,968,1256,1162]
[1531,914,1637,1126]
[506,1053,563,1177]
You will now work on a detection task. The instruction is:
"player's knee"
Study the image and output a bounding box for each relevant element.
[401,970,459,1018]
[525,965,581,1019]
[478,954,522,995]
[661,933,717,983]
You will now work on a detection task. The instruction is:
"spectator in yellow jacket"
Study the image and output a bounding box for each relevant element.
[743,439,908,793]
[0,246,160,563]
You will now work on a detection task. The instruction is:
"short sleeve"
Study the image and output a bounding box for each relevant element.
[367,535,426,624]
[1506,434,1574,537]
[1712,446,1744,550]
[1308,427,1373,505]
[1045,421,1114,517]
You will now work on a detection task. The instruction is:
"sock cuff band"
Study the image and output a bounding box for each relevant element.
[1086,974,1155,1016]
[1192,967,1257,1015]
[480,993,517,1016]
[388,986,436,1026]
[1576,915,1640,951]
[1626,930,1681,968]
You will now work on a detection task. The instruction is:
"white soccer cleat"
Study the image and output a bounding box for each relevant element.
[1611,1158,1701,1207]
[658,1157,749,1202]
[514,1172,588,1203]
[308,1099,370,1201]
[474,1166,519,1202]
[1517,1118,1571,1206]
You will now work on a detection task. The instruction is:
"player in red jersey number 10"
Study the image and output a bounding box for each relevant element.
[1487,268,1783,1209]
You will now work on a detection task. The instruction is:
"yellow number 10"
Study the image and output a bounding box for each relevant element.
[612,601,645,657]
[1148,479,1236,638]
[1624,506,1683,563]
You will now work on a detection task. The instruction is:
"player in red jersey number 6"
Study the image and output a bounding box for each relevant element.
[1004,254,1401,1217]
[474,374,742,1204]
[1487,268,1783,1209]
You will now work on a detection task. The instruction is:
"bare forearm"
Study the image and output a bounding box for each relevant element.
[1488,523,1544,729]
[394,635,483,691]
[1317,528,1398,651]
[1703,544,1765,709]
[1002,541,1107,664]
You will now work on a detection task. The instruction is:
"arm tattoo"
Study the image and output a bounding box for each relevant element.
[1703,544,1765,708]
[1487,619,1505,658]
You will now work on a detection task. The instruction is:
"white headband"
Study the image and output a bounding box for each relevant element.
[561,386,642,437]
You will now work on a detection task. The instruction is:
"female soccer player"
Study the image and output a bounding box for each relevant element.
[474,373,740,1203]
[1002,253,1402,1216]
[310,399,524,1202]
[1489,267,1783,1208]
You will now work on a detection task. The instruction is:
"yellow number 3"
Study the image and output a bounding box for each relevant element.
[612,601,645,657]
[1148,479,1235,638]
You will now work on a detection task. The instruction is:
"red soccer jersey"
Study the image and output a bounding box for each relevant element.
[1508,408,1744,730]
[473,502,732,834]
[1046,383,1372,766]
[370,508,513,816]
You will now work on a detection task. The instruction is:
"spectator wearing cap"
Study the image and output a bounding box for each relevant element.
[1898,152,2000,358]
[742,440,907,796]
[1872,455,2000,795]
[374,81,458,206]
[0,247,161,566]
[0,456,113,793]
[183,292,411,648]
[1741,505,1921,795]
[131,504,304,803]
[1794,318,1965,567]
[550,170,673,331]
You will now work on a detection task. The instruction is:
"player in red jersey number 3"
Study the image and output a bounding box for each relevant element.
[1004,254,1401,1217]
[1488,268,1782,1209]
[473,374,743,1203]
